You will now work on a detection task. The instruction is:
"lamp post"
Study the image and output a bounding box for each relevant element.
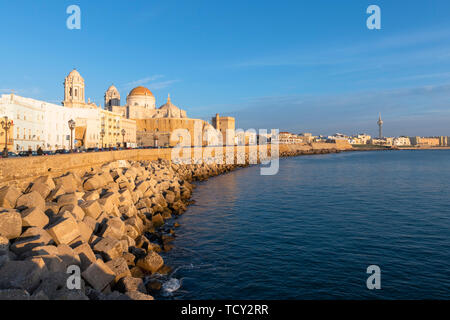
[100,129,105,149]
[68,119,76,152]
[1,116,13,157]
[121,129,126,148]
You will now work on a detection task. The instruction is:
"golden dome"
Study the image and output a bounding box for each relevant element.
[128,86,154,97]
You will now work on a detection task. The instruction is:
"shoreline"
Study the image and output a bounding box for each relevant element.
[1,145,448,300]
[1,145,336,300]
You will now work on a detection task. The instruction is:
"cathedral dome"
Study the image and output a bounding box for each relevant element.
[128,86,154,97]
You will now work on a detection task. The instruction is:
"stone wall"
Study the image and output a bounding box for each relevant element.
[0,142,350,188]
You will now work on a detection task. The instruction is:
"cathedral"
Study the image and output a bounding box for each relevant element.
[0,68,235,152]
[104,85,187,120]
[100,78,231,147]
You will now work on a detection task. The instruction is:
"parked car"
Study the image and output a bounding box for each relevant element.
[18,151,31,157]
[87,147,99,153]
[55,149,70,154]
[0,151,19,158]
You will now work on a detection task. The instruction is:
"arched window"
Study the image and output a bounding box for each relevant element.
[75,89,78,97]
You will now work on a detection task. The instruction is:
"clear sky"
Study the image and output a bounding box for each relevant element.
[1,0,450,137]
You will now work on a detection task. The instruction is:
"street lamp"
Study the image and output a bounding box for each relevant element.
[68,119,76,152]
[121,128,126,148]
[100,129,105,149]
[1,116,13,157]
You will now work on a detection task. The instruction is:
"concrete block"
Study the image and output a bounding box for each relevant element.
[0,210,22,239]
[20,207,49,228]
[81,259,115,291]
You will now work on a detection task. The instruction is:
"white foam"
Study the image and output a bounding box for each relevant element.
[162,278,181,295]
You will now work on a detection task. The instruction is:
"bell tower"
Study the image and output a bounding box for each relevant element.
[104,85,121,110]
[63,69,86,108]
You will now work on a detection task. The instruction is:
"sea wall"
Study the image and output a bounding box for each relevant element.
[0,143,348,188]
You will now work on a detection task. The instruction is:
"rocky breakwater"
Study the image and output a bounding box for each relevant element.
[0,159,240,300]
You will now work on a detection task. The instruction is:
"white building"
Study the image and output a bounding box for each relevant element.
[0,94,45,152]
[393,136,411,146]
[0,93,101,151]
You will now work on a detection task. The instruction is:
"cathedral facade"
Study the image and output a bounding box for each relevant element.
[102,84,226,147]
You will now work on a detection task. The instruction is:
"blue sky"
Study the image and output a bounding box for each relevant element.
[1,0,450,137]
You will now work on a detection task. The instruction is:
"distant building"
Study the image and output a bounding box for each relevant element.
[393,136,411,146]
[298,133,315,143]
[439,136,449,146]
[327,133,350,144]
[410,136,442,147]
[371,137,393,146]
[276,132,304,144]
[235,130,258,145]
[212,113,236,146]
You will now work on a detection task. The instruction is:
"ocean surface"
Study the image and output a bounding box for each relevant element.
[158,150,450,299]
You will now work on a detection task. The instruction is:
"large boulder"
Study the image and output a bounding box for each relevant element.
[53,174,78,194]
[10,227,53,255]
[20,207,49,229]
[29,182,52,200]
[59,204,85,221]
[93,237,123,261]
[79,200,102,220]
[0,260,48,293]
[81,259,115,291]
[83,191,99,201]
[33,176,56,190]
[164,190,176,204]
[151,214,164,228]
[57,193,78,207]
[105,257,131,283]
[0,210,22,239]
[72,243,96,271]
[56,244,81,267]
[83,175,104,191]
[101,217,125,240]
[47,185,66,202]
[77,221,93,243]
[34,271,87,300]
[16,191,45,211]
[0,186,22,209]
[136,251,164,274]
[45,214,81,245]
[116,276,146,294]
